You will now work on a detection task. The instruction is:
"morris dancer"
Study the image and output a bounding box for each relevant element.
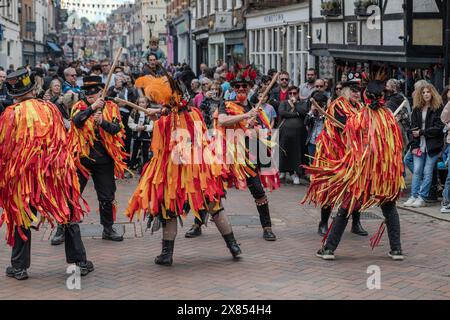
[68,76,128,242]
[303,76,404,261]
[126,75,242,266]
[309,74,368,237]
[0,68,93,280]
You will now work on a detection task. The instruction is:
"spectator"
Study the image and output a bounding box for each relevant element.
[100,59,116,87]
[43,66,62,91]
[257,91,276,129]
[305,91,328,161]
[62,67,82,94]
[179,65,197,96]
[190,79,201,99]
[198,63,208,80]
[91,64,102,76]
[199,82,223,129]
[278,85,309,185]
[44,79,71,129]
[142,36,166,64]
[128,96,154,173]
[107,75,132,170]
[314,79,326,94]
[0,70,14,110]
[440,86,450,213]
[269,71,290,112]
[403,80,430,174]
[385,79,406,113]
[403,83,444,208]
[7,64,15,75]
[299,68,317,101]
[194,78,212,108]
[142,53,164,76]
[323,78,332,99]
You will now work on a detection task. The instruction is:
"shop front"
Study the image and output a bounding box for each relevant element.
[224,30,246,66]
[246,2,313,86]
[208,33,225,67]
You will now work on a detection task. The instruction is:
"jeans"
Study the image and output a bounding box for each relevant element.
[443,145,450,203]
[403,150,414,175]
[411,152,439,199]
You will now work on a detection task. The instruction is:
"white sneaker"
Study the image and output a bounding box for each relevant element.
[286,173,293,183]
[403,197,417,207]
[293,174,300,185]
[411,197,426,208]
[440,205,450,214]
[279,173,286,180]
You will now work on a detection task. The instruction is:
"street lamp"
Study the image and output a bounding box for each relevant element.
[147,17,155,39]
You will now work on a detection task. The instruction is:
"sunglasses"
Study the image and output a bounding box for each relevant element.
[280,78,289,82]
[234,84,248,89]
[316,85,324,88]
[336,87,342,90]
[288,92,298,95]
[69,74,77,77]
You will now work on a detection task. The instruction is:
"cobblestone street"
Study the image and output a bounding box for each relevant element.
[1,178,449,300]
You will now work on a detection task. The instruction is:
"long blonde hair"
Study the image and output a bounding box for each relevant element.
[413,83,442,110]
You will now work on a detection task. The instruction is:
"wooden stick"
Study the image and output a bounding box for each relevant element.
[310,98,345,130]
[393,99,407,117]
[254,72,280,111]
[101,47,123,99]
[113,97,160,117]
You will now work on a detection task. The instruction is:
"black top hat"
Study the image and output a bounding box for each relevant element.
[81,76,105,95]
[5,68,36,97]
[342,71,362,90]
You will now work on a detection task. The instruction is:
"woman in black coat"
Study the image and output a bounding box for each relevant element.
[278,86,309,185]
[403,83,444,208]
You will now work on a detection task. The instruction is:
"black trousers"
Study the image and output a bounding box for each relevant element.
[129,139,151,169]
[193,175,272,228]
[320,206,362,224]
[325,201,401,252]
[78,160,116,228]
[11,223,87,270]
[120,111,132,166]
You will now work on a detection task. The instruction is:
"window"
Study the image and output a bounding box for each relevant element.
[236,0,242,9]
[226,0,232,11]
[210,0,215,13]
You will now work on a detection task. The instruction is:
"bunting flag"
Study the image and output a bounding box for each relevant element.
[0,99,88,247]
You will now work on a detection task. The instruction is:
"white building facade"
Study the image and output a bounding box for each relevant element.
[0,0,22,68]
[246,2,314,86]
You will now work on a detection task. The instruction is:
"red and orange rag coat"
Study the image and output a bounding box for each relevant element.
[0,99,87,246]
[215,101,280,191]
[302,103,405,214]
[68,100,128,179]
[126,105,227,223]
[302,96,363,211]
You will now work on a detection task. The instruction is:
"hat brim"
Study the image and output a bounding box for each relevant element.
[7,83,36,97]
[81,83,105,91]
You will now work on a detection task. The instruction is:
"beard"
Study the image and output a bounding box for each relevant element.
[307,78,315,84]
[236,92,247,103]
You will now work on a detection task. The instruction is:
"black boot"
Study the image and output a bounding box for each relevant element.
[318,222,328,236]
[351,212,368,236]
[222,232,242,259]
[185,224,202,238]
[262,227,277,241]
[319,206,331,236]
[6,266,28,280]
[51,224,65,245]
[76,260,95,276]
[155,240,174,266]
[102,225,124,241]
